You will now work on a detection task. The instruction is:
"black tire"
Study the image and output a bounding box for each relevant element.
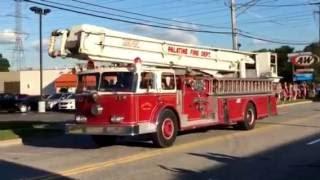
[19,105,30,113]
[152,109,178,148]
[91,135,117,147]
[234,103,256,130]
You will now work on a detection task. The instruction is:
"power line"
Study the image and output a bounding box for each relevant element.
[24,0,231,34]
[237,0,265,17]
[68,0,230,29]
[126,0,214,10]
[23,0,311,45]
[40,0,215,31]
[240,3,311,7]
[239,14,313,24]
[176,8,227,18]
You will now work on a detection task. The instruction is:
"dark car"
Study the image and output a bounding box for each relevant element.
[16,96,41,112]
[0,93,35,113]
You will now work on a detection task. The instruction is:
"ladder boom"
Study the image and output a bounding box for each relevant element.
[49,24,255,73]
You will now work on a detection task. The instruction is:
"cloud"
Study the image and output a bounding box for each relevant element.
[252,39,268,45]
[132,24,153,34]
[0,29,16,44]
[131,24,199,44]
[31,38,49,51]
[156,29,199,44]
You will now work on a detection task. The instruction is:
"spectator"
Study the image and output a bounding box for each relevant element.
[301,82,307,99]
[282,82,289,102]
[275,83,282,104]
[293,83,298,101]
[288,83,293,101]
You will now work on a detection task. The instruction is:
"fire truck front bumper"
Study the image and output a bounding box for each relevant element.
[66,123,156,136]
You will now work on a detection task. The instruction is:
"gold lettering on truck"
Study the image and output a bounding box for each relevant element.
[123,39,140,48]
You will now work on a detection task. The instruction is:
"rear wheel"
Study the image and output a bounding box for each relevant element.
[91,135,117,147]
[19,105,30,113]
[152,109,178,148]
[234,103,256,130]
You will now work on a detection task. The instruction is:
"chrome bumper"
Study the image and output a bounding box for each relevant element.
[66,124,141,136]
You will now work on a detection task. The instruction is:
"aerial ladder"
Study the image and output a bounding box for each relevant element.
[48,24,277,79]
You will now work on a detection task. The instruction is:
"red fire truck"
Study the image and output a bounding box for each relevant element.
[49,24,278,147]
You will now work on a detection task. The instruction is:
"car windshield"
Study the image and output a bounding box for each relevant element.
[66,94,75,99]
[77,73,100,93]
[48,94,62,100]
[99,72,136,92]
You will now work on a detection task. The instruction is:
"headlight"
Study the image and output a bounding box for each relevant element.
[110,115,124,123]
[92,93,99,102]
[91,104,103,116]
[75,115,87,123]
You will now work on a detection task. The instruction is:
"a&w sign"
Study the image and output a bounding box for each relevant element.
[289,52,319,67]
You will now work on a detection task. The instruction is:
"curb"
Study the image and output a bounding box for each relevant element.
[277,100,313,108]
[0,138,22,148]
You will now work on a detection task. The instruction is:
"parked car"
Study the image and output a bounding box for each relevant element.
[58,94,75,111]
[20,95,42,111]
[0,93,32,113]
[46,93,72,110]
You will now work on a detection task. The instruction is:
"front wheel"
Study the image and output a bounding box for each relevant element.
[234,103,256,130]
[152,109,178,148]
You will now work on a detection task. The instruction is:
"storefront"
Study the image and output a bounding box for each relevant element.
[54,73,77,93]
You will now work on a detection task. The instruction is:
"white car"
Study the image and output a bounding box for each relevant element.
[58,94,75,111]
[46,93,72,110]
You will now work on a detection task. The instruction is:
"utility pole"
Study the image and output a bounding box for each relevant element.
[230,0,239,50]
[318,5,320,44]
[311,3,320,44]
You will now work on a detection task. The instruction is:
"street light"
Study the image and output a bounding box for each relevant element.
[29,6,51,99]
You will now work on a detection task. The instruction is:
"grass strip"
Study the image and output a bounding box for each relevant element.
[0,123,64,141]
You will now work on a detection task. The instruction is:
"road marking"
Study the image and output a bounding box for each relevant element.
[27,113,320,180]
[306,138,320,145]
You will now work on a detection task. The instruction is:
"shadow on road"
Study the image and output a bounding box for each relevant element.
[158,133,320,180]
[0,160,73,179]
[9,123,235,149]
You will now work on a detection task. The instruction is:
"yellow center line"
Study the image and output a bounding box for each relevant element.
[29,112,320,180]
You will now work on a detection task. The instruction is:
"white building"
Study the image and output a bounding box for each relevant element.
[0,69,75,95]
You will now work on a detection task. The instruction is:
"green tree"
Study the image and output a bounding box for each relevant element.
[274,46,295,82]
[304,42,320,83]
[0,53,10,72]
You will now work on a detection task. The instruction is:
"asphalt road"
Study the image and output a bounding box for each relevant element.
[0,102,320,180]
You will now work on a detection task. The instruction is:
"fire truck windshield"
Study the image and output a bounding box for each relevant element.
[99,72,136,92]
[77,73,100,93]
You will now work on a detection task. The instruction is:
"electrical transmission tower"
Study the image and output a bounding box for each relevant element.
[12,0,25,71]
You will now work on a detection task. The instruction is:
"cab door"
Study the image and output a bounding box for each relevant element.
[136,71,158,122]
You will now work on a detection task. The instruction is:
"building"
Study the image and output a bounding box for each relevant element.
[0,69,76,95]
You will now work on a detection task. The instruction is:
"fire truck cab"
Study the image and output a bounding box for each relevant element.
[49,24,278,147]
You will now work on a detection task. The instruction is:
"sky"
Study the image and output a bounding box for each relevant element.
[0,0,319,70]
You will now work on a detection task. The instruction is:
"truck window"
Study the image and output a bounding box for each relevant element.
[161,72,175,90]
[77,73,100,92]
[100,72,136,92]
[140,72,155,89]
